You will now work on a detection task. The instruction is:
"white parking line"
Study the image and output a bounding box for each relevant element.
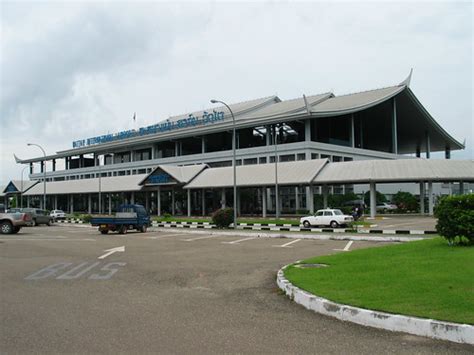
[182,235,216,242]
[273,239,301,248]
[222,237,257,245]
[334,241,353,252]
[144,233,188,239]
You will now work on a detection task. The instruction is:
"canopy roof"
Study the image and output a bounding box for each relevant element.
[184,160,328,189]
[2,180,38,194]
[139,164,208,186]
[23,175,147,196]
[313,159,474,184]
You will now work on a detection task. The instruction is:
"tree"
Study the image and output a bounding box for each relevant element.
[392,191,418,212]
[364,191,387,206]
[435,194,474,245]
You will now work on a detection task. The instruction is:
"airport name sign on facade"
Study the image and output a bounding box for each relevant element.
[72,110,225,148]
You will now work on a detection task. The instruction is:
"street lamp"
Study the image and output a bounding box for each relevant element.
[20,165,28,208]
[274,124,280,219]
[27,143,47,210]
[210,99,237,229]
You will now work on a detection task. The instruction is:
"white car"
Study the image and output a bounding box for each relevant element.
[50,209,66,220]
[300,209,353,228]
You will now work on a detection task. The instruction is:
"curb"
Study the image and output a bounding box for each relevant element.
[150,221,436,235]
[276,266,474,345]
[148,227,428,242]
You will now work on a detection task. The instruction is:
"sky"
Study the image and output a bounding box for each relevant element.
[0,0,472,186]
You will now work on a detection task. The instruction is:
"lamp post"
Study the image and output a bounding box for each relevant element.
[27,143,47,210]
[210,99,237,229]
[274,124,280,219]
[20,165,28,208]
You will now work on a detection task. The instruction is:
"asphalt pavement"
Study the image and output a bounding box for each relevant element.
[0,225,471,354]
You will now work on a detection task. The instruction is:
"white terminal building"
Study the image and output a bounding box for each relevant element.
[5,73,474,217]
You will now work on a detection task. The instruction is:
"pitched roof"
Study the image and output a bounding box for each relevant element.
[23,174,147,196]
[2,180,38,194]
[139,164,208,185]
[184,159,328,189]
[312,159,474,184]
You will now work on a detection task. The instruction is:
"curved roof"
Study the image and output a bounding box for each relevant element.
[310,86,404,116]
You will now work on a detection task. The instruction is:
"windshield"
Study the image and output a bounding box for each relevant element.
[333,210,343,215]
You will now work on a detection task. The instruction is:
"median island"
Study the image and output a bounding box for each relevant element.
[284,237,474,325]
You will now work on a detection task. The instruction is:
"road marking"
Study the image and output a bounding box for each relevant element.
[334,241,354,252]
[0,238,96,241]
[273,239,301,248]
[222,237,257,245]
[98,246,125,259]
[182,235,216,242]
[145,233,188,239]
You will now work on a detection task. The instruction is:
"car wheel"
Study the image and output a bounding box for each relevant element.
[303,221,311,228]
[118,225,127,234]
[1,221,13,234]
[100,229,109,235]
[330,221,339,228]
[12,226,21,234]
[31,219,37,227]
[140,225,147,233]
[46,220,52,226]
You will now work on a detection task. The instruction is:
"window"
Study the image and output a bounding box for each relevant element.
[297,153,306,161]
[316,211,324,216]
[311,153,319,160]
[280,154,295,162]
[244,158,258,165]
[324,211,332,216]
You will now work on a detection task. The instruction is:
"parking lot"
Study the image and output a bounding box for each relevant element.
[1,225,471,354]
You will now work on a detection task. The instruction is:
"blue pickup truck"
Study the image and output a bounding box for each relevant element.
[90,204,151,234]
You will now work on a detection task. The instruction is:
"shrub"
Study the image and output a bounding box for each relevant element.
[163,213,172,219]
[392,191,419,212]
[81,214,92,223]
[435,194,474,245]
[212,208,234,228]
[296,209,309,215]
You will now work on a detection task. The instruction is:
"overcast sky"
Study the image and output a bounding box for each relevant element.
[1,0,472,186]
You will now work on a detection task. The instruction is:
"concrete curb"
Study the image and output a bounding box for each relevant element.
[276,265,474,345]
[148,227,428,242]
[150,221,436,235]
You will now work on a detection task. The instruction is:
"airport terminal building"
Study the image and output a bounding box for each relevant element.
[6,73,472,216]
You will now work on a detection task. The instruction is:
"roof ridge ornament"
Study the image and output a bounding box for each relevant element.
[399,68,413,87]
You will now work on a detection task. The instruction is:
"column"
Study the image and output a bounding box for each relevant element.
[54,195,58,210]
[425,131,431,159]
[221,188,226,209]
[130,151,134,162]
[171,189,175,215]
[201,189,206,216]
[369,181,376,218]
[157,187,161,216]
[308,185,314,214]
[108,194,112,215]
[459,181,464,195]
[202,137,206,153]
[428,182,434,215]
[27,196,30,208]
[350,114,355,148]
[266,125,271,146]
[419,182,425,215]
[445,146,451,159]
[52,159,56,172]
[175,141,179,156]
[40,161,44,173]
[305,119,311,142]
[88,194,92,214]
[322,185,328,208]
[391,98,398,154]
[145,192,149,212]
[30,162,34,174]
[70,195,74,214]
[416,147,421,158]
[187,189,191,217]
[295,186,300,213]
[262,187,267,218]
[130,192,135,205]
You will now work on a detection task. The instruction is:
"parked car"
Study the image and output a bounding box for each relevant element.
[21,208,53,226]
[300,209,354,228]
[376,202,398,212]
[50,210,66,220]
[0,211,31,234]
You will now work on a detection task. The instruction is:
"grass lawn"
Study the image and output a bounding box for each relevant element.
[284,237,474,325]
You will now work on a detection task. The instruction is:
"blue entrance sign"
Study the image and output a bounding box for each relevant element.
[73,110,225,148]
[148,173,172,185]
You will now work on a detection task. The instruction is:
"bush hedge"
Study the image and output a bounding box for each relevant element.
[435,194,474,245]
[212,208,234,228]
